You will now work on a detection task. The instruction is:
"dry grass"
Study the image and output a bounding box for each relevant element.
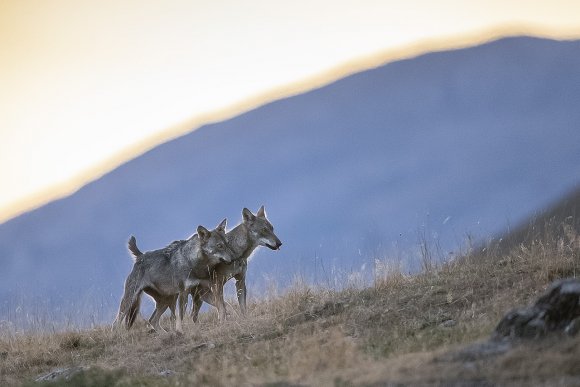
[1,219,580,386]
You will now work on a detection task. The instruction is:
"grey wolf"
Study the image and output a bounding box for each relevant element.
[112,220,235,333]
[188,206,282,322]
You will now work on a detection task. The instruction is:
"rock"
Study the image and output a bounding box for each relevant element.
[436,278,580,374]
[493,307,546,339]
[436,340,511,363]
[35,366,90,382]
[493,278,580,340]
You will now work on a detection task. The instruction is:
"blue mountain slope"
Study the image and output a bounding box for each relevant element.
[2,36,580,324]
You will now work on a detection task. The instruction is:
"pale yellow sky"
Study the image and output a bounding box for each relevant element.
[1,0,580,222]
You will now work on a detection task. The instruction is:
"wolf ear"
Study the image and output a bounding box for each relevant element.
[197,225,211,241]
[242,208,255,223]
[256,205,266,218]
[215,218,227,233]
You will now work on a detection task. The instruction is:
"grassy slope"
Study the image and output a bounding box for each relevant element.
[2,190,580,386]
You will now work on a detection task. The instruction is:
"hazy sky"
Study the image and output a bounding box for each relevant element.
[1,0,580,222]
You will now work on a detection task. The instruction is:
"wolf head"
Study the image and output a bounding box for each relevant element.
[242,206,282,250]
[197,218,236,265]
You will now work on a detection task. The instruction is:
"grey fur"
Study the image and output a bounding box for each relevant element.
[127,235,142,260]
[113,221,236,333]
[189,206,282,322]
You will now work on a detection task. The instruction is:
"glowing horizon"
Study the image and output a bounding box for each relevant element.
[2,0,580,223]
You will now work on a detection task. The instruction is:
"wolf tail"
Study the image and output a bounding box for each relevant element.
[115,269,144,329]
[126,292,142,329]
[128,235,143,261]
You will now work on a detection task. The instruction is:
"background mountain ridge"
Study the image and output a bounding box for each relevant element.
[2,36,580,326]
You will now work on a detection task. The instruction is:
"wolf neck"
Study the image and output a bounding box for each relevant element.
[179,235,202,264]
[178,235,212,276]
[227,223,258,261]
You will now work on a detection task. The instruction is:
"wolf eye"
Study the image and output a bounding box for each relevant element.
[217,243,224,249]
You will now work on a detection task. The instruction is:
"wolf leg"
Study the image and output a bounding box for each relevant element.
[234,273,247,316]
[190,286,206,322]
[168,295,178,330]
[212,281,227,323]
[148,304,168,333]
[176,292,189,334]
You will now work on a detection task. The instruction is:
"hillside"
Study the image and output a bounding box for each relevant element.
[487,185,580,255]
[1,211,579,385]
[2,36,580,325]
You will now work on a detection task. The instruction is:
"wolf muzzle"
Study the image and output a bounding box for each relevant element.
[266,241,282,250]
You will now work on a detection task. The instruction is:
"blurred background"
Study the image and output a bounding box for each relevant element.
[1,1,580,329]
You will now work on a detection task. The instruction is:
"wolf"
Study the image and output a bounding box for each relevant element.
[112,219,235,333]
[188,206,282,322]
